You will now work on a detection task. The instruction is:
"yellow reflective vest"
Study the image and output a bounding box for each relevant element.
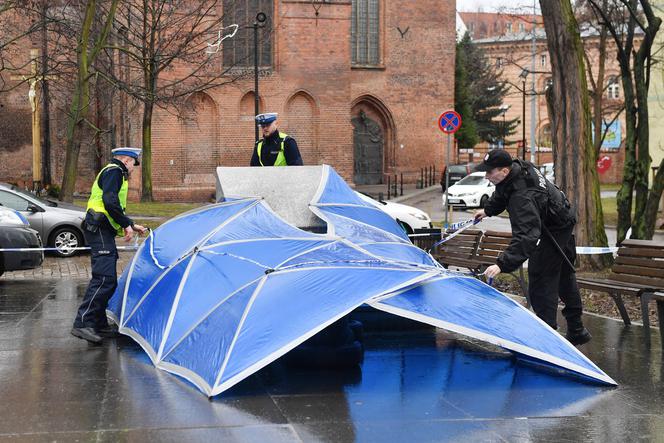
[86,163,128,236]
[257,132,289,166]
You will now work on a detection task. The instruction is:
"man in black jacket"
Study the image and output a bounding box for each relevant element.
[473,150,591,346]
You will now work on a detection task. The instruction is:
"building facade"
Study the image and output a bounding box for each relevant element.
[0,1,456,201]
[460,12,635,184]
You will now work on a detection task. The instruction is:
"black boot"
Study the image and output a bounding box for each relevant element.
[95,324,120,338]
[566,327,592,346]
[71,327,103,344]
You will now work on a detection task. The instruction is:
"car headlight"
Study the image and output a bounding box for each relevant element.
[0,209,29,225]
[409,212,430,221]
[455,192,473,197]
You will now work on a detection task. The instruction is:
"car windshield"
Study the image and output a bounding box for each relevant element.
[456,175,487,186]
[9,185,57,207]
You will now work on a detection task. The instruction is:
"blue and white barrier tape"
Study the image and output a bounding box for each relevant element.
[575,246,619,255]
[428,218,481,252]
[447,219,477,232]
[0,234,144,253]
[0,245,141,253]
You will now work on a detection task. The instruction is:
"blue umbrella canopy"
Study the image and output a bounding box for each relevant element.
[109,165,615,396]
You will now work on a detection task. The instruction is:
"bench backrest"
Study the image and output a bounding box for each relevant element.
[611,239,664,288]
[432,229,482,262]
[474,230,512,266]
[410,228,441,251]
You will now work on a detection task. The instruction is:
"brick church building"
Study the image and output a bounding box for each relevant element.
[0,1,456,201]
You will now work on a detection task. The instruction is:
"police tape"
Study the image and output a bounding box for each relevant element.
[575,246,619,254]
[1,229,620,255]
[409,220,620,256]
[0,235,144,253]
[427,218,481,252]
[0,245,141,253]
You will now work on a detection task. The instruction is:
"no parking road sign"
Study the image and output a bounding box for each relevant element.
[439,109,462,230]
[438,110,462,134]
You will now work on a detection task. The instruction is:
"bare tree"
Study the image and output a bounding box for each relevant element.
[0,2,40,80]
[576,0,626,156]
[588,0,662,241]
[105,1,254,201]
[540,0,610,269]
[59,0,119,202]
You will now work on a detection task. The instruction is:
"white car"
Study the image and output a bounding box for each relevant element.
[442,172,495,209]
[356,192,432,234]
[540,162,554,182]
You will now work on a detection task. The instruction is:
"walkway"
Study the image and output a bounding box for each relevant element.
[0,278,661,441]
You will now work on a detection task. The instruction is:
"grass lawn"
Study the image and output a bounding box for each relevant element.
[601,197,617,225]
[74,198,206,218]
[74,198,208,229]
[600,183,622,192]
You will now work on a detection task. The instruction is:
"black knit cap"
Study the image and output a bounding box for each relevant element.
[475,149,513,172]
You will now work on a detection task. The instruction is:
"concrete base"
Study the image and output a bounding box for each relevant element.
[216,166,327,231]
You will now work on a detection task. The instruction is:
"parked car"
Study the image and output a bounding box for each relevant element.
[0,207,44,277]
[442,171,495,209]
[0,183,86,257]
[356,192,432,234]
[440,163,476,191]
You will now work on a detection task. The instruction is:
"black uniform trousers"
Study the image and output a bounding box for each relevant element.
[73,223,118,329]
[527,225,584,331]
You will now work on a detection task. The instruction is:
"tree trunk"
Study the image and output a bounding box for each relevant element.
[630,7,662,238]
[589,0,662,241]
[141,102,153,202]
[59,0,119,202]
[591,19,607,157]
[60,0,95,202]
[540,0,611,269]
[643,158,664,237]
[616,66,637,243]
[41,1,52,187]
[631,49,651,237]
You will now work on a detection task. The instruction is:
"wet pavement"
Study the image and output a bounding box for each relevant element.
[0,278,662,442]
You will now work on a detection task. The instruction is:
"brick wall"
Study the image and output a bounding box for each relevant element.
[1,0,455,201]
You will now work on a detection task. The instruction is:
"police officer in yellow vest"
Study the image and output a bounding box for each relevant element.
[71,147,147,344]
[250,113,303,166]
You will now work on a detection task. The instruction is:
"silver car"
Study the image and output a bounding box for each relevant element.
[0,183,86,257]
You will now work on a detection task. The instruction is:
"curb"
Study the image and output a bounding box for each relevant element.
[389,185,440,204]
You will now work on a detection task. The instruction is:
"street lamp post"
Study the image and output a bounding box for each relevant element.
[519,69,528,160]
[251,12,267,142]
[499,104,510,149]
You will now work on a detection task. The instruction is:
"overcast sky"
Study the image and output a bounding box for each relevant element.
[457,0,542,14]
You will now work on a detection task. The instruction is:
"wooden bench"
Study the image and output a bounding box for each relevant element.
[410,228,442,252]
[577,239,664,335]
[651,292,664,348]
[431,229,483,270]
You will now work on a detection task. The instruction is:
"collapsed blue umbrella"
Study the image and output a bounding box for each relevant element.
[109,165,615,396]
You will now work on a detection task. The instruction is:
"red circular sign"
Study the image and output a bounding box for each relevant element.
[597,155,612,174]
[438,110,462,134]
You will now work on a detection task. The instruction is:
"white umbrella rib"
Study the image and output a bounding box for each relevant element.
[212,277,268,390]
[157,251,200,361]
[158,276,266,361]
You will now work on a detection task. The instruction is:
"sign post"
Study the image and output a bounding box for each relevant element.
[438,110,462,229]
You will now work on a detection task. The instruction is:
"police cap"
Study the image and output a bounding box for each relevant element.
[255,112,278,126]
[112,147,142,166]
